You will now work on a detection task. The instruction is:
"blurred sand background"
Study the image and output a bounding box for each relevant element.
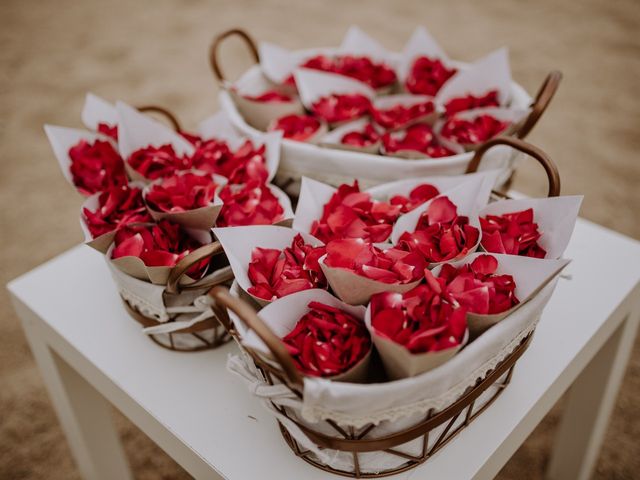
[1,0,639,478]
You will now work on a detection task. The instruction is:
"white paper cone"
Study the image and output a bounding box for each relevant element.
[397,26,451,85]
[294,68,376,111]
[339,26,395,65]
[115,101,195,162]
[213,225,324,306]
[436,48,512,107]
[240,289,370,382]
[258,41,321,85]
[479,196,583,259]
[292,177,340,235]
[81,93,118,131]
[371,94,439,130]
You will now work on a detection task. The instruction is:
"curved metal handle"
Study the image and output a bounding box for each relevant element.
[516,71,562,139]
[166,241,227,294]
[209,28,260,84]
[137,105,182,132]
[209,286,303,387]
[465,137,561,197]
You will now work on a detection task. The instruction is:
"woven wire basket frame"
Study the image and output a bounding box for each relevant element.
[207,136,561,477]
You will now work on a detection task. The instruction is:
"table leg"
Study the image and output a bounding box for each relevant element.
[546,305,640,480]
[19,306,134,480]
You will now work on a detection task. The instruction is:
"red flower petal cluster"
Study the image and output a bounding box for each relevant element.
[440,114,510,146]
[371,100,435,130]
[310,181,401,243]
[190,138,268,184]
[97,122,118,140]
[324,238,426,284]
[269,114,322,141]
[283,301,371,377]
[370,285,467,353]
[247,234,327,301]
[405,56,457,96]
[480,208,547,258]
[127,144,191,180]
[396,196,480,263]
[68,139,127,195]
[341,124,380,147]
[430,254,519,314]
[83,185,151,238]
[243,90,293,103]
[389,183,440,213]
[312,94,371,124]
[382,123,455,158]
[216,181,284,227]
[444,90,500,117]
[111,220,209,277]
[145,173,218,213]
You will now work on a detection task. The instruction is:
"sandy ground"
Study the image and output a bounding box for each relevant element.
[1,0,639,478]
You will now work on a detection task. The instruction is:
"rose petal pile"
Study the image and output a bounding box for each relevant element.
[247,234,327,301]
[440,114,510,146]
[243,90,293,103]
[389,183,440,213]
[145,173,218,213]
[370,284,467,354]
[83,185,151,238]
[405,56,457,96]
[190,138,269,184]
[111,220,209,278]
[444,90,500,117]
[480,208,547,258]
[127,144,191,180]
[216,180,284,227]
[324,238,426,284]
[430,254,519,315]
[382,123,455,158]
[341,124,380,148]
[312,94,372,124]
[372,100,435,130]
[283,301,371,377]
[97,122,118,140]
[68,139,127,195]
[396,196,480,263]
[310,181,402,243]
[269,114,322,141]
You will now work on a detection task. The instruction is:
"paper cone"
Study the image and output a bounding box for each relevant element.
[294,68,375,112]
[339,25,395,66]
[230,90,304,132]
[397,26,452,87]
[371,94,440,130]
[240,289,371,383]
[266,115,328,144]
[292,176,339,235]
[319,118,382,154]
[364,305,469,380]
[269,183,295,225]
[380,134,465,160]
[479,196,583,260]
[432,252,571,337]
[319,254,421,306]
[259,41,329,86]
[197,111,282,182]
[81,93,118,131]
[213,225,323,306]
[435,48,513,107]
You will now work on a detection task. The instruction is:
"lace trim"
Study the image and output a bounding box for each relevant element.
[118,288,168,322]
[300,320,538,428]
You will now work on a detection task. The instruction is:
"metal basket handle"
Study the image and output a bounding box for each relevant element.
[209,28,260,85]
[209,286,304,387]
[136,105,182,132]
[165,241,232,295]
[465,137,561,197]
[516,70,562,139]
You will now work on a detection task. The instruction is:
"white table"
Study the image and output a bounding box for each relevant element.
[8,218,640,480]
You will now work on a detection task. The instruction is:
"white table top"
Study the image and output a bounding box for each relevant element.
[8,218,640,480]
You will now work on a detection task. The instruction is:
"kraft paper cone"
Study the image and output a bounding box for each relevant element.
[107,228,213,285]
[364,305,469,380]
[143,172,226,230]
[372,94,440,131]
[436,107,530,152]
[435,48,513,107]
[390,173,496,260]
[294,68,375,112]
[44,125,112,194]
[432,252,571,338]
[213,225,324,306]
[240,289,371,383]
[397,26,452,87]
[479,196,583,260]
[319,254,421,306]
[81,93,117,132]
[319,118,382,154]
[116,101,194,173]
[198,111,282,182]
